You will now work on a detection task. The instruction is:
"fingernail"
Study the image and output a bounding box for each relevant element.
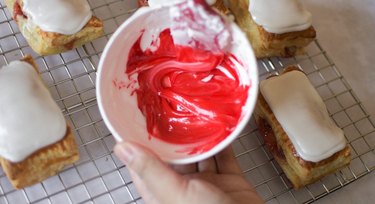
[114,143,135,165]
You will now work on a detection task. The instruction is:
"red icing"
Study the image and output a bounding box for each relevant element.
[13,1,27,20]
[257,117,286,160]
[126,29,250,154]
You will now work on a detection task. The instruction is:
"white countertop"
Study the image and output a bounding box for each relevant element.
[0,0,372,203]
[304,0,375,203]
[305,0,375,116]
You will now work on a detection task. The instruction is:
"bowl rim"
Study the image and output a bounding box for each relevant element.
[96,6,259,165]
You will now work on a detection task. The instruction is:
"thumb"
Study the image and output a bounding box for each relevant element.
[114,142,187,203]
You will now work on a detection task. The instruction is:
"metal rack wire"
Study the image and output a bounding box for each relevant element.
[0,0,373,203]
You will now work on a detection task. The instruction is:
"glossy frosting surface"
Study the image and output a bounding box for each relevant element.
[125,29,250,154]
[250,0,312,34]
[23,0,92,35]
[0,61,66,162]
[260,71,346,162]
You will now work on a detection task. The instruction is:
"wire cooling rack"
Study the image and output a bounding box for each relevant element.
[0,0,374,203]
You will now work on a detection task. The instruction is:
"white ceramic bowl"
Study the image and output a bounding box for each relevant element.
[97,6,258,164]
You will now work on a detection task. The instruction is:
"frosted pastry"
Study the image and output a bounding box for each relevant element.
[255,66,350,189]
[227,0,316,58]
[0,56,79,189]
[5,0,104,56]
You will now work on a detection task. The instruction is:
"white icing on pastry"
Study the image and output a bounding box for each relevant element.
[148,0,216,7]
[23,0,92,35]
[250,0,312,34]
[205,0,217,5]
[260,71,346,162]
[0,61,67,163]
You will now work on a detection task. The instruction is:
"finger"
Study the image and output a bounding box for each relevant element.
[171,163,198,174]
[185,173,256,193]
[215,146,242,174]
[114,142,187,204]
[198,157,218,173]
[128,169,159,203]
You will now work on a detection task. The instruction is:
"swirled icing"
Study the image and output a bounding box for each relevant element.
[125,29,250,154]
